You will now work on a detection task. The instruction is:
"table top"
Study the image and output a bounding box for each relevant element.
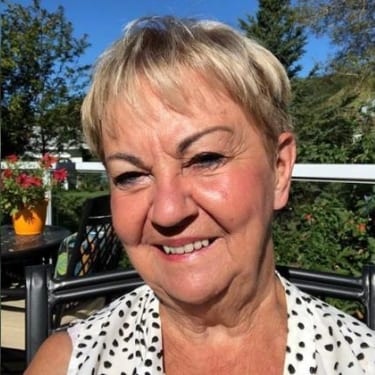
[1,225,70,261]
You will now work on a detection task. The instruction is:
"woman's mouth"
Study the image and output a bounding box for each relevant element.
[161,239,212,255]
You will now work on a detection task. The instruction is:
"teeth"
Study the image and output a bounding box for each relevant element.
[162,239,210,255]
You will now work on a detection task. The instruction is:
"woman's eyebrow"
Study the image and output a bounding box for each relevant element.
[105,152,147,169]
[177,125,233,154]
[105,126,233,166]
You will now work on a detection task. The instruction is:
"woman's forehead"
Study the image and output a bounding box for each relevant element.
[105,77,238,127]
[101,78,272,165]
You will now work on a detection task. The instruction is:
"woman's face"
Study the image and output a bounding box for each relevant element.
[103,79,295,307]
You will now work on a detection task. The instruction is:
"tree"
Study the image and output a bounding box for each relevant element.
[290,0,375,164]
[291,75,375,163]
[296,0,375,75]
[239,0,307,78]
[1,0,90,158]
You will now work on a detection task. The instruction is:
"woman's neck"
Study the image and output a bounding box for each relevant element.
[159,250,286,332]
[160,273,288,374]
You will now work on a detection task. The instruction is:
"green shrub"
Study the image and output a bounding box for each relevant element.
[273,181,375,316]
[274,182,374,273]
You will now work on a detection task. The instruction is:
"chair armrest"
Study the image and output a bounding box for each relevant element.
[363,263,375,329]
[25,264,53,365]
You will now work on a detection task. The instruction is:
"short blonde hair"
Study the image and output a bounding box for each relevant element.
[81,16,292,162]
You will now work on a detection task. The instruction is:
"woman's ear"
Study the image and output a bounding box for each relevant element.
[273,132,296,210]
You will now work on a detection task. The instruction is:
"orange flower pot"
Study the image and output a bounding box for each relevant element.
[12,200,48,235]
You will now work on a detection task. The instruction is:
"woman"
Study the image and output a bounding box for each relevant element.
[26,16,375,374]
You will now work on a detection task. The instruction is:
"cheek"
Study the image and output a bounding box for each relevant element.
[110,191,148,246]
[196,167,274,226]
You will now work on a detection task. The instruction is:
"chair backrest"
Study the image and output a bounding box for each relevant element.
[277,264,375,328]
[58,194,123,278]
[25,263,375,365]
[25,264,144,364]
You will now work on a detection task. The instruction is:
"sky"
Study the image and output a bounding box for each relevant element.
[11,0,333,77]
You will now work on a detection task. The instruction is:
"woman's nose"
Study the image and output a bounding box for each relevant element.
[150,176,198,230]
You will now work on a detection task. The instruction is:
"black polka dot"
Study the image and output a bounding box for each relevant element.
[344,336,353,344]
[356,353,364,360]
[104,361,112,368]
[296,352,303,361]
[288,364,296,373]
[324,344,334,352]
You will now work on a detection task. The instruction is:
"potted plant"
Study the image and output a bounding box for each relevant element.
[1,153,68,235]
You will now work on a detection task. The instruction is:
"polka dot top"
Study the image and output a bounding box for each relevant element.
[67,275,375,374]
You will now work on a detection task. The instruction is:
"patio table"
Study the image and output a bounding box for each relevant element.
[1,224,70,264]
[1,225,70,298]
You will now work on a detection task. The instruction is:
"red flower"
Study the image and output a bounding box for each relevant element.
[41,153,58,169]
[29,176,43,187]
[3,169,13,178]
[6,154,18,163]
[53,168,68,182]
[16,173,42,188]
[16,173,32,187]
[1,153,68,215]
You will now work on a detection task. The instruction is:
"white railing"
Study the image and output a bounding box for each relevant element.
[2,161,374,224]
[292,164,375,184]
[74,162,375,184]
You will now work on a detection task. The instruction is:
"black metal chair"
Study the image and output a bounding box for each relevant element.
[25,264,143,364]
[25,262,375,365]
[49,194,125,332]
[55,194,123,279]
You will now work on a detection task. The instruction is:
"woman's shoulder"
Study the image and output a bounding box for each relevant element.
[280,274,374,334]
[69,284,156,335]
[279,274,375,374]
[24,331,72,375]
[25,285,159,375]
[66,284,162,374]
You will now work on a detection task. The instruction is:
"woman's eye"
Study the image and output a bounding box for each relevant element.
[112,171,147,188]
[186,152,227,169]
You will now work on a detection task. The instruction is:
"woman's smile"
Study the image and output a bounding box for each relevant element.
[158,238,212,255]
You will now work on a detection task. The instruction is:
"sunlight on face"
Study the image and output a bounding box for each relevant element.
[103,76,294,307]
